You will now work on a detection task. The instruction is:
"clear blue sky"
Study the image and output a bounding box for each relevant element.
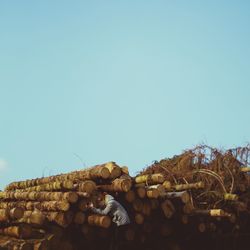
[0,1,249,189]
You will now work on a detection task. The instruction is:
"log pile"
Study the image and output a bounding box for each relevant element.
[0,145,250,250]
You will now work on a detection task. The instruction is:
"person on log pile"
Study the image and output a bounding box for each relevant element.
[88,193,130,250]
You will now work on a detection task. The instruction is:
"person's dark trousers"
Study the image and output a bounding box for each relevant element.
[110,224,129,250]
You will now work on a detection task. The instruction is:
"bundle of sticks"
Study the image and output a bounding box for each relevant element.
[0,145,250,250]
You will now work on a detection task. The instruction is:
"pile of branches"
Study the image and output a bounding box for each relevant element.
[0,145,250,250]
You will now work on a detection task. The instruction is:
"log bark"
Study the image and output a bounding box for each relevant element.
[33,239,49,250]
[73,211,86,224]
[146,189,159,199]
[18,210,45,225]
[135,174,164,184]
[161,200,175,218]
[98,178,132,192]
[0,191,78,203]
[224,193,238,201]
[240,167,250,173]
[135,213,144,224]
[0,225,32,239]
[87,215,111,228]
[142,201,151,216]
[136,187,146,199]
[162,191,190,204]
[183,202,194,214]
[45,211,73,228]
[193,209,231,217]
[174,181,204,191]
[23,181,74,192]
[125,190,135,203]
[104,162,122,179]
[132,199,143,212]
[0,208,24,222]
[77,181,96,194]
[5,163,111,191]
[0,201,70,212]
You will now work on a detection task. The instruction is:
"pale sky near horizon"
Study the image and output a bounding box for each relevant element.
[0,1,250,189]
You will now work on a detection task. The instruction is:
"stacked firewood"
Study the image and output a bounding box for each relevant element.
[0,162,132,250]
[0,145,250,250]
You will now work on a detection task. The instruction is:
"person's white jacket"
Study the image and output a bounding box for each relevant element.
[91,194,130,226]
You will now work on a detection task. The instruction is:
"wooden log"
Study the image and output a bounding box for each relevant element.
[136,187,146,198]
[13,242,33,250]
[161,200,175,218]
[98,178,132,192]
[121,166,129,175]
[78,199,92,212]
[86,164,111,179]
[45,211,73,227]
[9,208,24,220]
[135,174,164,184]
[1,240,33,250]
[23,180,74,192]
[183,202,194,214]
[163,181,171,190]
[33,239,49,250]
[0,225,32,239]
[147,184,165,196]
[5,163,111,191]
[193,209,231,217]
[146,189,159,199]
[135,213,144,224]
[48,225,63,239]
[30,228,45,239]
[240,167,250,172]
[81,224,93,237]
[223,193,238,201]
[77,192,90,198]
[132,199,143,212]
[150,199,159,209]
[104,162,122,179]
[0,209,9,222]
[0,208,24,222]
[73,211,86,224]
[87,215,111,228]
[162,191,190,204]
[0,191,78,203]
[0,191,77,203]
[0,201,70,212]
[142,201,151,216]
[174,181,204,191]
[78,181,96,194]
[46,233,61,250]
[197,222,206,233]
[125,190,135,203]
[19,210,45,225]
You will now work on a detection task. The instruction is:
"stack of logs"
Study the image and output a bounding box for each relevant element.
[0,145,250,250]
